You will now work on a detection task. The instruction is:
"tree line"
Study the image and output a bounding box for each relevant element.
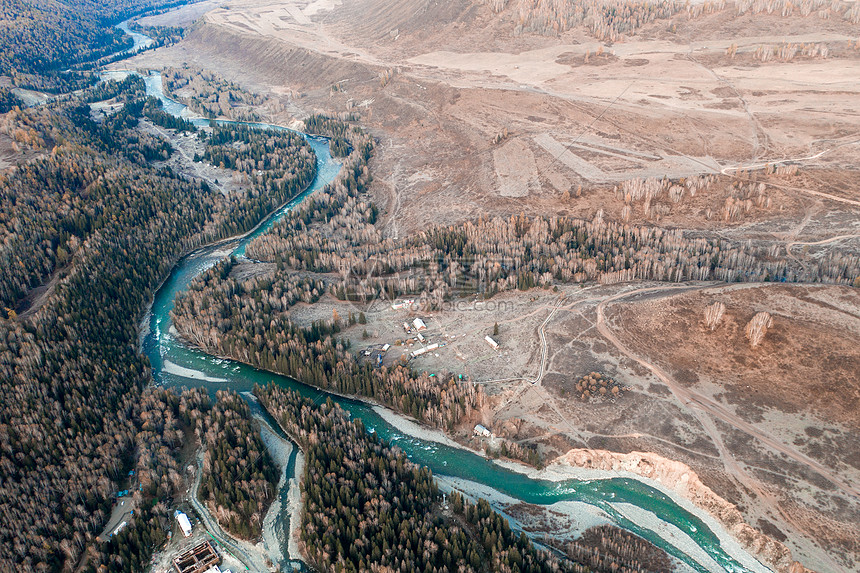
[162,65,269,121]
[495,0,857,43]
[238,134,856,314]
[246,158,857,308]
[141,97,198,133]
[0,89,23,114]
[82,75,146,104]
[256,382,672,573]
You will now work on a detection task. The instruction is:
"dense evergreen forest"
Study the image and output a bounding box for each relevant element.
[0,0,128,91]
[256,383,672,573]
[82,74,145,103]
[0,89,315,308]
[82,388,191,573]
[198,123,317,237]
[82,388,277,572]
[197,391,278,540]
[304,113,355,157]
[0,70,312,570]
[200,123,315,192]
[0,88,23,113]
[0,0,196,92]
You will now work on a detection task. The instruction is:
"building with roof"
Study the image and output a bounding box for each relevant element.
[484,335,499,350]
[174,510,192,537]
[410,342,439,358]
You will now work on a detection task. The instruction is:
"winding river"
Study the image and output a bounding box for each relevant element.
[115,20,155,56]
[112,23,771,573]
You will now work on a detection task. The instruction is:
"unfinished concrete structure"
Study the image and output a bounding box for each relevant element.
[172,540,219,573]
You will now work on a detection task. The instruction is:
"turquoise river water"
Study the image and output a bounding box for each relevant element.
[108,26,770,573]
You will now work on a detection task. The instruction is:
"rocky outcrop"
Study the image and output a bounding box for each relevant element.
[555,449,814,573]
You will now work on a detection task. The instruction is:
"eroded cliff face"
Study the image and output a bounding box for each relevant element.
[555,449,814,573]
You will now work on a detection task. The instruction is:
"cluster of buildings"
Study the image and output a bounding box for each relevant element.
[363,299,503,372]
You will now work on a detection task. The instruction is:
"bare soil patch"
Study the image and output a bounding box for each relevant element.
[604,284,860,430]
[121,0,860,240]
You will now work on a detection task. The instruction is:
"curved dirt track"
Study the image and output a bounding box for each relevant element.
[595,283,859,572]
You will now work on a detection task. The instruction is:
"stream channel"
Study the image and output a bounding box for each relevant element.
[108,21,772,573]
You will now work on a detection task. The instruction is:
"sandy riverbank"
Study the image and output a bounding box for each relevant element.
[371,405,465,450]
[435,475,698,573]
[546,450,798,573]
[254,406,306,566]
[434,473,610,535]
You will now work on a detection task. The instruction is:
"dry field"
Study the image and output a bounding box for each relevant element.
[605,284,860,431]
[129,0,860,240]
[597,283,860,571]
[449,281,860,571]
[281,278,860,571]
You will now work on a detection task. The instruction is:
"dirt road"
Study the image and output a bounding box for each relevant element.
[786,234,860,251]
[595,284,860,501]
[530,295,566,385]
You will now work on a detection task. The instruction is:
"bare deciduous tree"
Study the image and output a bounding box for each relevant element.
[704,301,726,330]
[745,311,773,347]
